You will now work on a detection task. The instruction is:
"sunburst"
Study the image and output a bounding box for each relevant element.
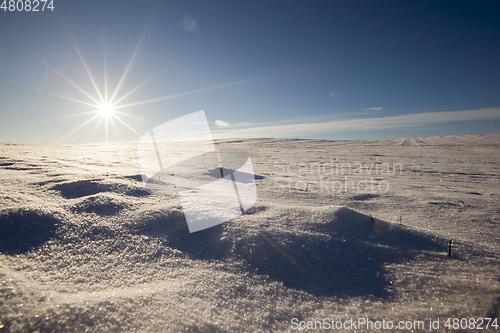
[97,103,115,118]
[24,20,274,142]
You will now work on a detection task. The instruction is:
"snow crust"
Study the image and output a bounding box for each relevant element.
[0,134,499,332]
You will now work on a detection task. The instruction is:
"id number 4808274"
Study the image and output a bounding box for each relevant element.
[1,0,54,11]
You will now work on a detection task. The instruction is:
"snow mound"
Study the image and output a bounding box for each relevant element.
[129,207,232,260]
[52,179,149,199]
[125,205,447,298]
[71,194,128,216]
[228,206,446,297]
[0,208,60,254]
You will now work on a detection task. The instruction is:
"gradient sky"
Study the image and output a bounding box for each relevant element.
[1,0,499,142]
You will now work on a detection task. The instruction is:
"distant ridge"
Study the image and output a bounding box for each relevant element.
[215,133,500,146]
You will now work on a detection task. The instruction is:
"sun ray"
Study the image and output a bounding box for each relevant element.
[21,5,281,143]
[17,82,99,108]
[108,116,122,141]
[108,15,154,104]
[110,113,142,136]
[105,116,109,141]
[103,35,109,103]
[113,74,273,110]
[16,7,173,143]
[89,116,104,141]
[36,69,50,100]
[52,110,100,120]
[29,53,102,105]
[65,28,105,104]
[113,110,157,123]
[59,113,101,142]
[111,67,165,106]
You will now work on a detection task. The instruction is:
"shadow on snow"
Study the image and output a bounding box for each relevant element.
[132,206,447,299]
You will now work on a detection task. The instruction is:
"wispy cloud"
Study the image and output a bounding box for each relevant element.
[214,120,230,127]
[211,107,500,139]
[329,92,336,98]
[362,107,383,111]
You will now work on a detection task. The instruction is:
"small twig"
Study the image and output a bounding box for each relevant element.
[201,160,209,172]
[370,214,375,224]
[399,215,403,225]
[448,239,453,257]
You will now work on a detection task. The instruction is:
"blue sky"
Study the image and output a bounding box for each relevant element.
[1,0,499,142]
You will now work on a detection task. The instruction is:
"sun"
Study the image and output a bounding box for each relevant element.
[30,23,265,142]
[97,103,115,117]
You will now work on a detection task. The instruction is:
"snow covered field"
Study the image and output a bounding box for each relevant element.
[1,134,499,332]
